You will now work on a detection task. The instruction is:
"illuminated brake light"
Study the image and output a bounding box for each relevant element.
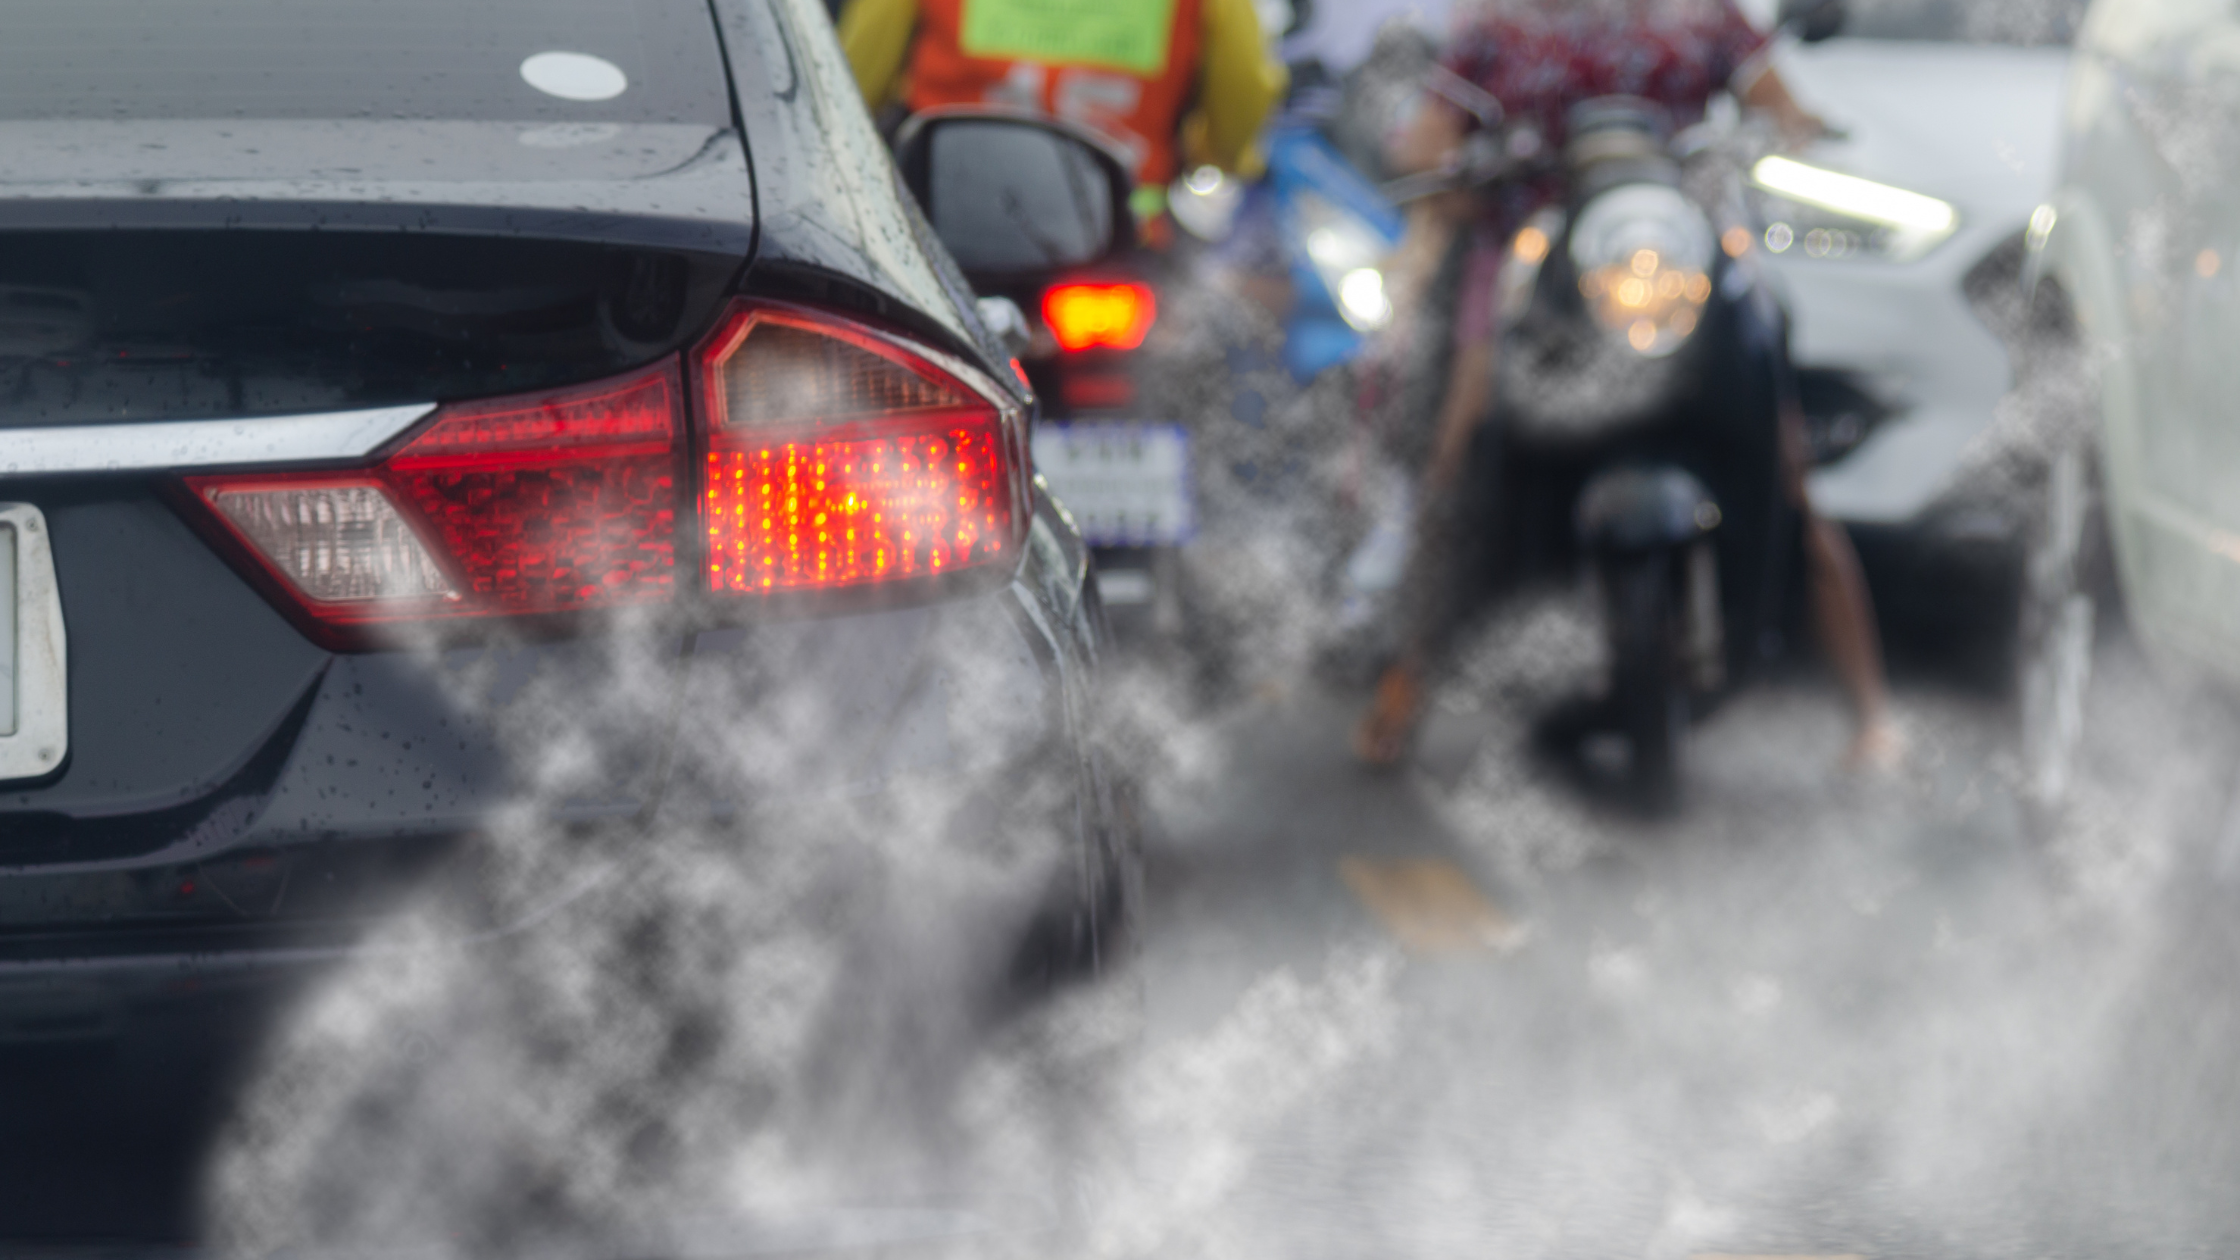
[186,362,680,630]
[1043,283,1155,352]
[695,302,1023,595]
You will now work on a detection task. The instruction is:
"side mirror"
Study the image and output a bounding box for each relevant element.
[893,110,1137,285]
[1776,0,1847,42]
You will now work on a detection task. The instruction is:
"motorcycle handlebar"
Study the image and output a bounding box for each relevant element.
[1379,123,1554,205]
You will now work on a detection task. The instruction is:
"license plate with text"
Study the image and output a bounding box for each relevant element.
[1031,422,1193,546]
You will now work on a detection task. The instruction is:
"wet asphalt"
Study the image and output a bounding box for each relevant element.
[1127,612,2240,1258]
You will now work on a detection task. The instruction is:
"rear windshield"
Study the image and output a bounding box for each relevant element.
[0,0,731,124]
[1843,0,2083,45]
[0,231,737,427]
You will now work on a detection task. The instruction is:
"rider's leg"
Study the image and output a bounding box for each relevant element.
[1804,512,1904,766]
[1783,411,1906,769]
[1354,335,1498,766]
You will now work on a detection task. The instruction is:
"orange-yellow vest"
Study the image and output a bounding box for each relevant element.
[902,0,1205,186]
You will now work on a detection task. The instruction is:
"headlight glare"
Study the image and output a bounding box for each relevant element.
[1338,268,1392,329]
[1749,156,1959,262]
[1293,191,1397,332]
[1569,185,1715,359]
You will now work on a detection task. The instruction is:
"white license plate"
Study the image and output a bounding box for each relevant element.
[0,503,67,783]
[1032,422,1193,546]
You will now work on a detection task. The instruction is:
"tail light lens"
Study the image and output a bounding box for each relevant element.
[186,363,681,633]
[381,368,679,611]
[196,481,460,607]
[182,302,1022,643]
[695,303,1024,595]
[1042,282,1156,352]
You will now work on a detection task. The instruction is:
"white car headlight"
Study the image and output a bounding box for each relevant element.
[1294,190,1395,332]
[1749,156,1960,263]
[1569,184,1716,358]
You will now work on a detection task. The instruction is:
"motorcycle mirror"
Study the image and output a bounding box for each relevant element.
[1257,0,1308,39]
[1776,0,1847,42]
[893,109,1138,286]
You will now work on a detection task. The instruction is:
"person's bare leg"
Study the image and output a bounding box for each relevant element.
[1355,337,1497,766]
[1353,94,1493,766]
[1354,654,1426,766]
[1802,510,1904,767]
[1775,400,1902,768]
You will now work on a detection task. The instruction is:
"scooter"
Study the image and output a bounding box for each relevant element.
[1168,48,1411,384]
[1260,112,1407,381]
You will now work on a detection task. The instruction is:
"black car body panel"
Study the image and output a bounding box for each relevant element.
[0,0,1125,1005]
[0,0,756,252]
[2,0,735,124]
[4,488,326,823]
[0,127,757,255]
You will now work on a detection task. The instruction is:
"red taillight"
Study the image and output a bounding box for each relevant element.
[186,363,681,631]
[385,369,678,613]
[1042,283,1155,352]
[695,303,1022,594]
[183,303,1021,641]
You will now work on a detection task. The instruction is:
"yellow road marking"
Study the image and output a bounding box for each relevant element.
[1339,856,1522,954]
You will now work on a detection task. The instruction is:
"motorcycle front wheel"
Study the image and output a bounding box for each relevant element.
[1606,551,1689,812]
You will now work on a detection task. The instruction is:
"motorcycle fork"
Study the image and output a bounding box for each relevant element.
[1684,539,1725,694]
[1593,540,1724,695]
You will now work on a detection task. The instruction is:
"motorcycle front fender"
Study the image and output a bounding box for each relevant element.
[1576,465,1721,554]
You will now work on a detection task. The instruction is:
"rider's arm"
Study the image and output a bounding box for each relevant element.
[1184,0,1289,176]
[1736,60,1827,145]
[1721,0,1826,144]
[838,0,920,109]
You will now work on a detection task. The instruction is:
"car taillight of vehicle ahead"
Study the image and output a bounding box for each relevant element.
[183,301,1025,645]
[1042,281,1156,353]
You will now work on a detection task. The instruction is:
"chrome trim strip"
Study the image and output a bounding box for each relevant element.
[0,403,435,475]
[0,503,66,784]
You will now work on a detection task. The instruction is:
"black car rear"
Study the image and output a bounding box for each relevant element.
[0,0,1128,1002]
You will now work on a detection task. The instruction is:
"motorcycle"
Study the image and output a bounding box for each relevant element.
[1413,93,1806,808]
[1170,110,1405,382]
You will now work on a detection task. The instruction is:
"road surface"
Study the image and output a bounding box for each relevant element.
[6,603,2240,1258]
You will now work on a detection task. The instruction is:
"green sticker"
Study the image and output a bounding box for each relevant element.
[960,0,1179,76]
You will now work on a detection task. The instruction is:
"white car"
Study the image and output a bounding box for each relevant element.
[1744,0,2074,652]
[2038,0,2240,700]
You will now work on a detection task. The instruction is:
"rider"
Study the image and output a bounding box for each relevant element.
[836,0,1288,191]
[1353,0,1907,772]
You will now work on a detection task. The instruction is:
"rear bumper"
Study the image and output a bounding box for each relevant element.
[0,490,1111,987]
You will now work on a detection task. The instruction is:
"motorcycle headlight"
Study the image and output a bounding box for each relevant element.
[1569,184,1716,359]
[1294,190,1397,332]
[1748,156,1959,263]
